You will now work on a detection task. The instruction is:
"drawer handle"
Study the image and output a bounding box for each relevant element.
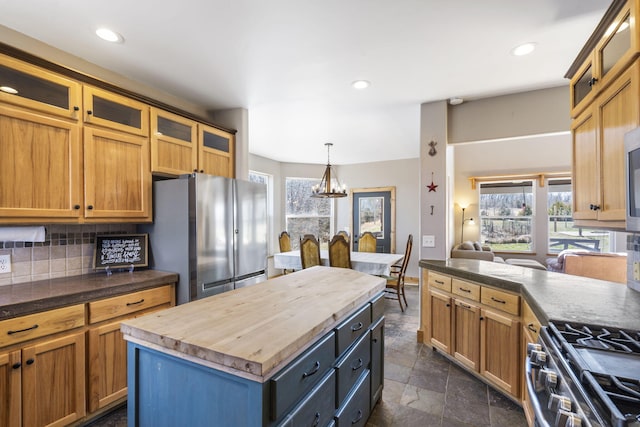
[435,280,444,285]
[458,287,471,293]
[7,324,39,335]
[351,358,364,371]
[313,412,320,427]
[350,322,363,332]
[527,323,538,333]
[126,298,145,306]
[302,361,320,378]
[459,303,472,310]
[490,296,506,304]
[351,409,363,424]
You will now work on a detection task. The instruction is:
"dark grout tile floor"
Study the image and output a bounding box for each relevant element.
[84,285,527,427]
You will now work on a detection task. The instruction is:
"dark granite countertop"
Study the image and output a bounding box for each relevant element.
[419,259,640,331]
[0,269,178,320]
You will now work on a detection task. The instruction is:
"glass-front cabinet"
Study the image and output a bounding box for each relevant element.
[570,3,638,117]
[0,53,81,119]
[150,107,198,176]
[198,123,235,178]
[83,86,149,136]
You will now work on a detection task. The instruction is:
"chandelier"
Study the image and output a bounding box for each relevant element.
[311,143,347,198]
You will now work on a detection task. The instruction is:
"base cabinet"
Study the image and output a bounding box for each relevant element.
[480,309,520,397]
[429,290,452,354]
[453,299,481,371]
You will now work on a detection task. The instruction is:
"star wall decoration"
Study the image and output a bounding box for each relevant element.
[427,172,438,192]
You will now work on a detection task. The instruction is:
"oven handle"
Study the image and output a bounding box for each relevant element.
[525,355,552,427]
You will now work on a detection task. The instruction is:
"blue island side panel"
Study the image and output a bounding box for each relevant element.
[128,343,265,427]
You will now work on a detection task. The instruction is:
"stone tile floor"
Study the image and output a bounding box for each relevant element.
[84,285,527,427]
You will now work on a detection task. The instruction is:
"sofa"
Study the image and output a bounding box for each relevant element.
[451,241,505,263]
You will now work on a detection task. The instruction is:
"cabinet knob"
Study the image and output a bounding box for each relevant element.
[588,77,598,87]
[480,316,484,321]
[200,169,204,173]
[589,204,601,211]
[445,303,450,307]
[11,362,21,369]
[87,110,93,116]
[193,169,198,172]
[87,205,94,210]
[73,106,79,111]
[26,358,34,365]
[73,204,81,210]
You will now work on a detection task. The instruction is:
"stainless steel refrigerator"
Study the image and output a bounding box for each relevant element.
[140,173,267,304]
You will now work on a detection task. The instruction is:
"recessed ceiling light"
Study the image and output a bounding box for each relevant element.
[0,86,18,94]
[449,97,463,105]
[511,42,536,56]
[96,27,124,43]
[352,80,371,90]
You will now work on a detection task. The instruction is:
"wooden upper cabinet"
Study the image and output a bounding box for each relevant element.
[150,107,198,176]
[83,127,151,221]
[0,53,81,120]
[0,104,83,221]
[83,86,149,136]
[570,1,640,117]
[572,107,599,221]
[198,123,235,178]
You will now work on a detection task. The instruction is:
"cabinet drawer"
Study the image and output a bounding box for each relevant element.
[88,285,173,324]
[481,287,520,316]
[371,293,384,323]
[335,304,371,357]
[336,332,371,406]
[428,271,451,292]
[270,332,335,421]
[452,279,480,301]
[277,370,336,427]
[522,300,541,342]
[334,370,371,427]
[0,304,85,347]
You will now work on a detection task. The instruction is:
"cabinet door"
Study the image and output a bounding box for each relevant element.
[83,127,151,221]
[0,105,82,221]
[596,60,639,221]
[198,123,235,178]
[480,309,520,398]
[453,299,480,372]
[570,55,596,118]
[572,106,598,220]
[87,320,127,412]
[0,53,82,119]
[22,331,86,427]
[370,318,384,408]
[429,290,452,354]
[0,350,21,427]
[150,108,198,176]
[83,86,149,136]
[521,325,536,426]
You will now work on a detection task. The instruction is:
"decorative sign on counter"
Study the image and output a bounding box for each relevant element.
[94,234,148,271]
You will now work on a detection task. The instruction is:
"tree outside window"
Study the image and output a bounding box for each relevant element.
[285,177,332,249]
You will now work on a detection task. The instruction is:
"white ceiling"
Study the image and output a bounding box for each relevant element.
[0,0,611,165]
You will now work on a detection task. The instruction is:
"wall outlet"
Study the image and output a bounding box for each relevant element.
[422,235,435,247]
[0,254,10,273]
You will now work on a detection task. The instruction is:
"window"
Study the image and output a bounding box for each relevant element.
[547,178,611,253]
[285,177,332,249]
[479,181,534,252]
[249,170,273,253]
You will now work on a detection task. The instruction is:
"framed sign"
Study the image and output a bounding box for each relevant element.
[94,234,148,270]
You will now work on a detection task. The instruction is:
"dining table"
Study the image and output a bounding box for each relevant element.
[273,250,404,276]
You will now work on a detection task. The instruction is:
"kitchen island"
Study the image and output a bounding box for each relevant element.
[121,266,386,427]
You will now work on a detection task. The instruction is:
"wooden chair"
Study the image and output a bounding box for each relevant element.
[278,231,296,274]
[336,230,350,244]
[328,234,352,269]
[300,235,321,269]
[358,232,377,253]
[385,234,412,311]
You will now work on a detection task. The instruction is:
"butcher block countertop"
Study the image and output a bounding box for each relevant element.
[0,270,178,320]
[120,266,386,382]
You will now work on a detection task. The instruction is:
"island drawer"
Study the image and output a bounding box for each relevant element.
[270,331,335,421]
[277,370,335,427]
[335,304,371,356]
[0,304,85,347]
[428,271,452,292]
[452,279,480,301]
[481,287,520,316]
[336,331,371,406]
[371,293,384,323]
[334,370,371,427]
[88,285,174,324]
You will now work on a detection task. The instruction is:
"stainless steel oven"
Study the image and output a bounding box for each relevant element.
[526,322,640,427]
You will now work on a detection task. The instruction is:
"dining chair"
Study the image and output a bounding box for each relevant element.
[278,231,295,274]
[385,234,413,311]
[328,234,352,269]
[300,234,321,269]
[358,231,377,253]
[336,230,350,244]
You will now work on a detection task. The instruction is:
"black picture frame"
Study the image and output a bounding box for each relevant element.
[94,234,149,270]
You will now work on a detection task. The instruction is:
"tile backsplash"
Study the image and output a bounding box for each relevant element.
[0,224,135,286]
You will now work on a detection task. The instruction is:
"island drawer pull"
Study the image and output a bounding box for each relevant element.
[351,358,364,371]
[458,287,471,293]
[8,324,39,335]
[528,323,538,333]
[459,303,472,310]
[126,298,145,306]
[491,296,506,304]
[302,361,320,378]
[350,322,363,332]
[351,410,363,424]
[435,280,444,285]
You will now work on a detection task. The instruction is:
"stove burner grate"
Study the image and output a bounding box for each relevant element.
[558,324,640,354]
